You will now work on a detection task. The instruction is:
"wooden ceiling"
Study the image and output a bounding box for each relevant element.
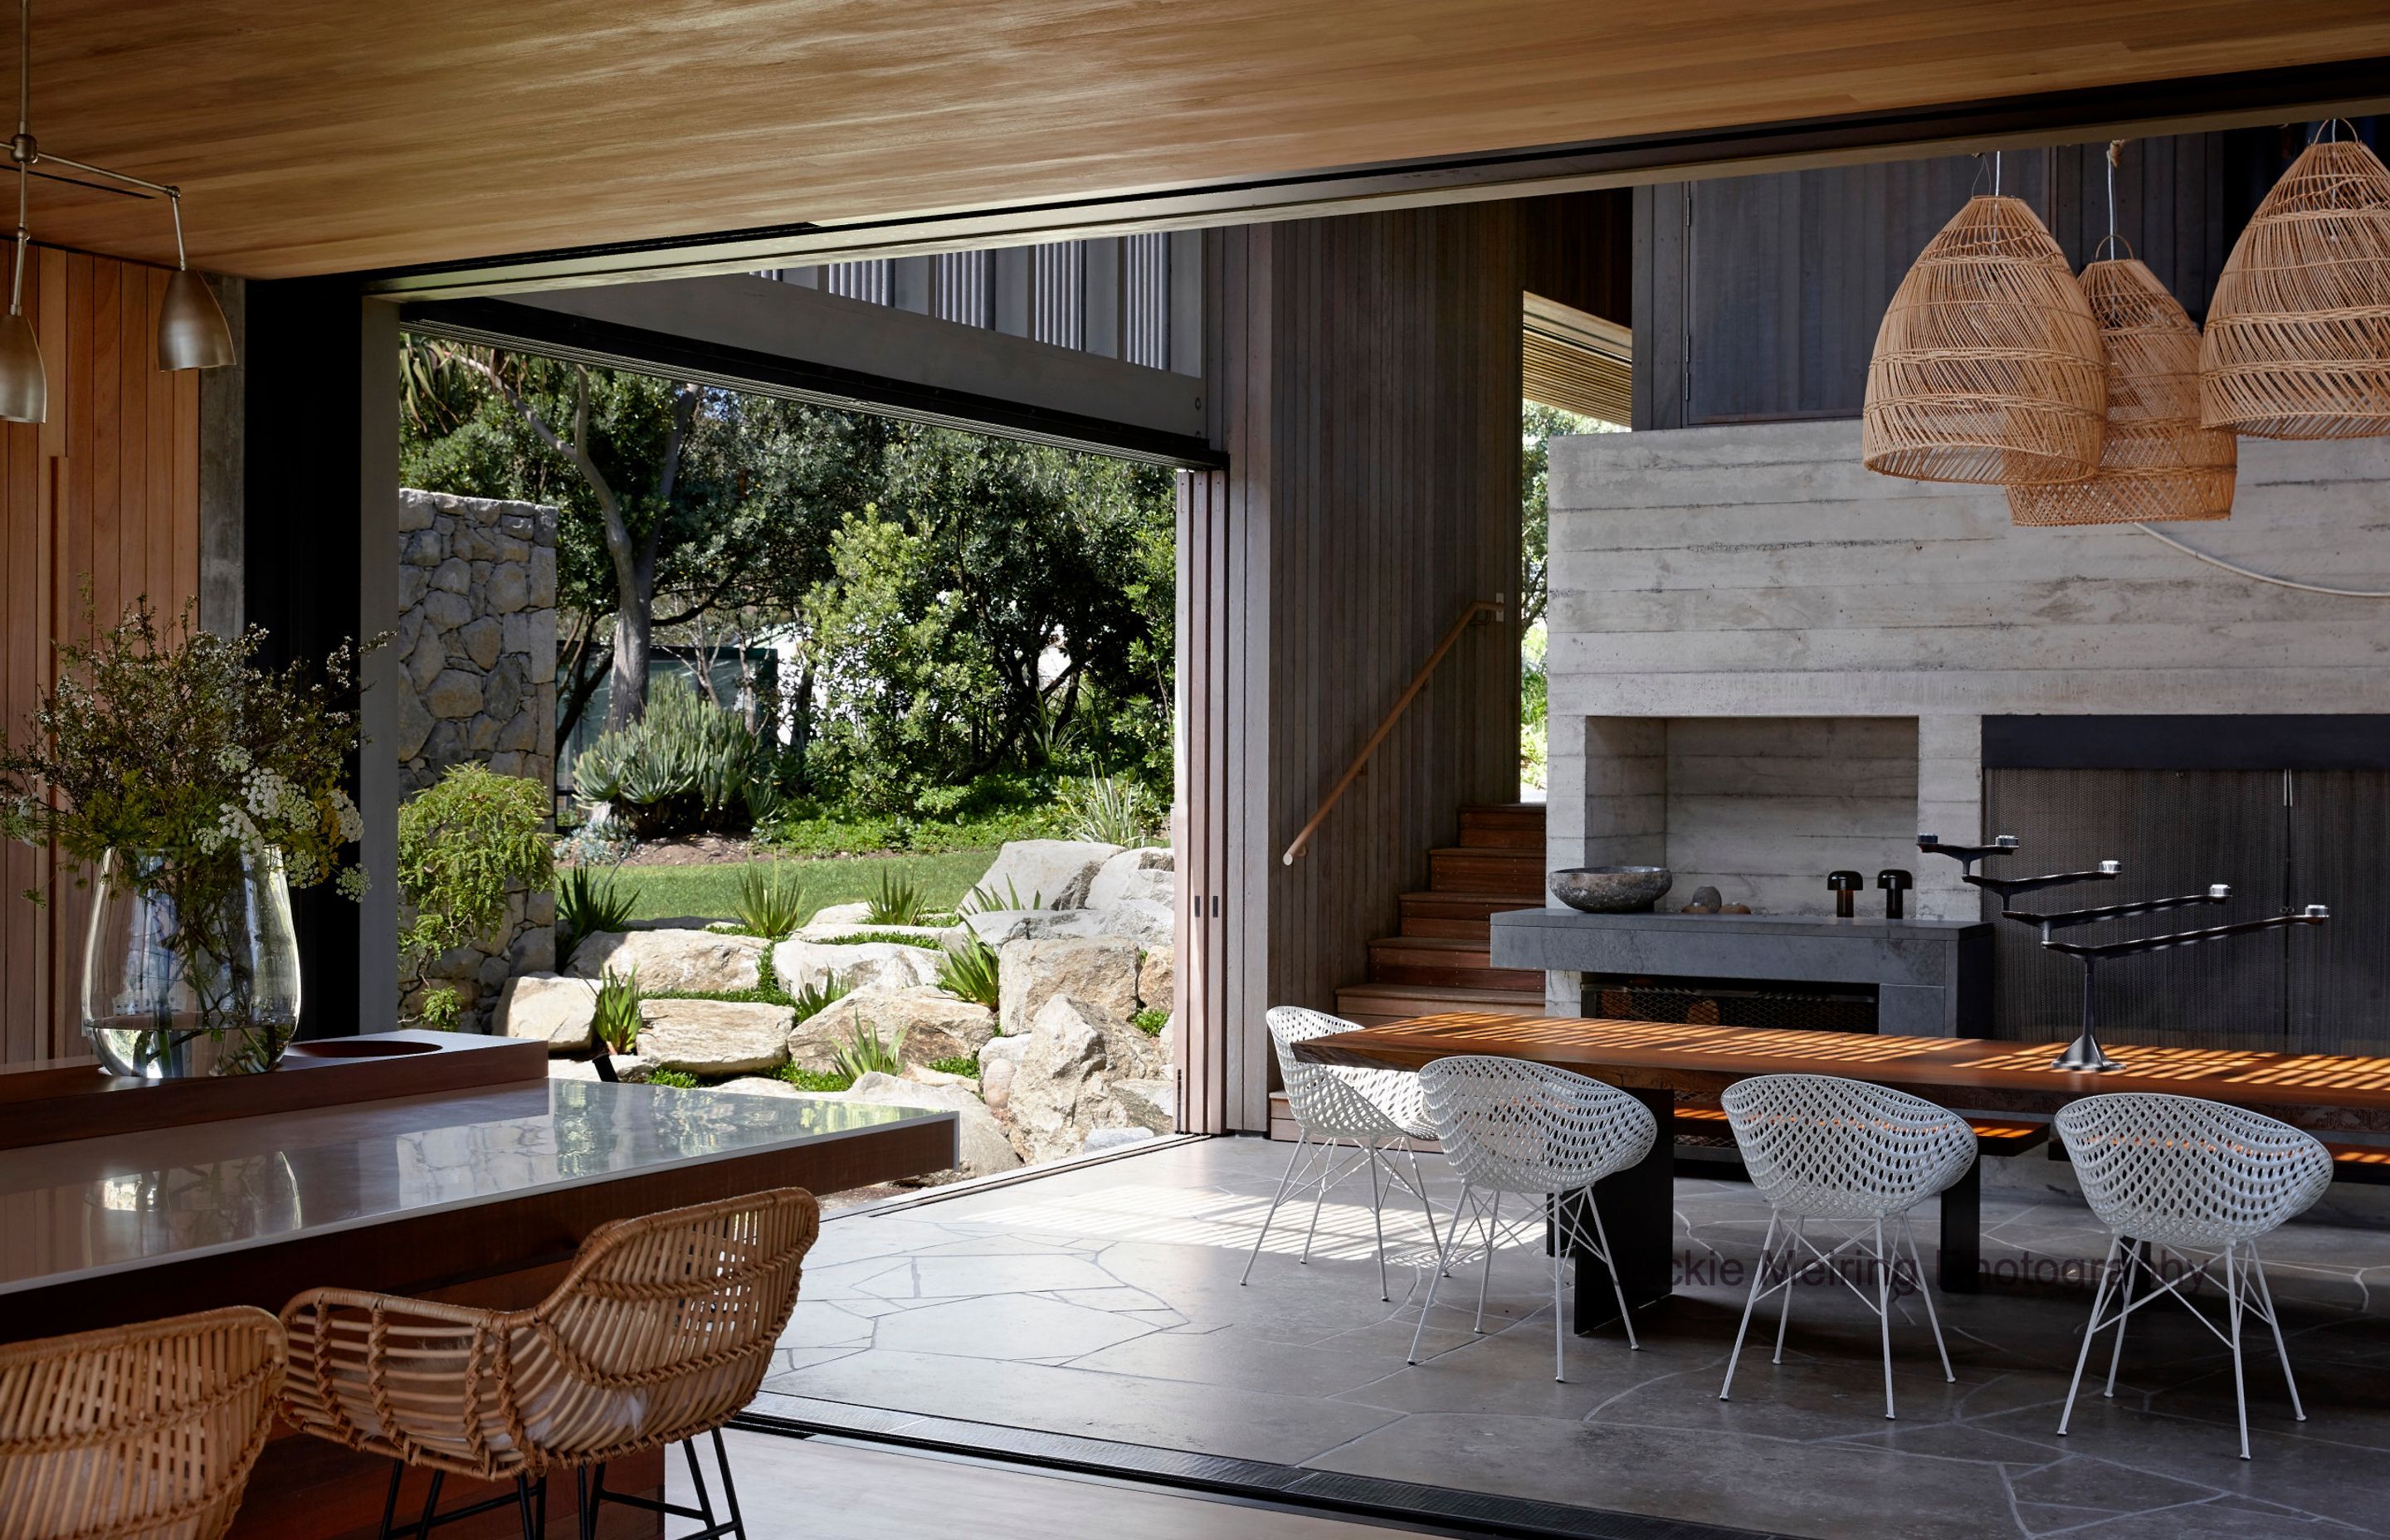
[17,1,2390,280]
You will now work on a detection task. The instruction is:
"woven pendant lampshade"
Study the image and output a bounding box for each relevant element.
[1862,195,2106,485]
[2009,256,2236,525]
[2201,134,2390,439]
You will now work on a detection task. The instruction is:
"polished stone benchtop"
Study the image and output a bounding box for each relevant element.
[0,1080,953,1294]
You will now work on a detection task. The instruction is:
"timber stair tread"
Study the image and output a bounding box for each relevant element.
[1397,889,1544,940]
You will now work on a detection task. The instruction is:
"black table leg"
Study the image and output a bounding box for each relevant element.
[1939,1155,1981,1294]
[1562,1087,1675,1334]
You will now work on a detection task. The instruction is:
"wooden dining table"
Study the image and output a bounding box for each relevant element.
[1294,1011,2390,1329]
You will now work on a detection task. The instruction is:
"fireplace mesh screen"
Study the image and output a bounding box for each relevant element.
[1584,975,1879,1034]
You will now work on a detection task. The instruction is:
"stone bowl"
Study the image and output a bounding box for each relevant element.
[1549,865,1674,914]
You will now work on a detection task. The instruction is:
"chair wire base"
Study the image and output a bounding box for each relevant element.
[1406,1180,1638,1380]
[1241,1127,1446,1301]
[574,1428,749,1540]
[377,1465,545,1540]
[2058,1235,2302,1461]
[1719,1211,1950,1419]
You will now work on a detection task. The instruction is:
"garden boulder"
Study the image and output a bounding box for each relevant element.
[793,919,966,948]
[1002,995,1172,1163]
[997,937,1140,1034]
[568,928,766,994]
[977,1031,1032,1114]
[973,840,1124,910]
[1086,847,1174,909]
[788,987,998,1074]
[1138,947,1173,1013]
[773,938,943,996]
[841,1072,1022,1179]
[967,903,1171,950]
[634,998,793,1075]
[494,973,598,1053]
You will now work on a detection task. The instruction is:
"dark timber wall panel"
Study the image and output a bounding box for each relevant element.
[1633,123,2379,429]
[1188,207,1524,1131]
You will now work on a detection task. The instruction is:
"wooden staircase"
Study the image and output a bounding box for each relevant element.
[1334,802,1549,1026]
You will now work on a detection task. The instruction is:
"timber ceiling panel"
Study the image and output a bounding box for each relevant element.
[17,1,2390,279]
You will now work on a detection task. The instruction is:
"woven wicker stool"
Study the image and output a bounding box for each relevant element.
[0,1305,285,1540]
[280,1187,819,1540]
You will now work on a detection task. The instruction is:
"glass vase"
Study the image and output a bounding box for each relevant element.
[82,846,302,1078]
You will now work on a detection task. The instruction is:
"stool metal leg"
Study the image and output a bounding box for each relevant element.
[2059,1234,2124,1436]
[712,1427,750,1540]
[1405,1180,1468,1365]
[378,1463,405,1540]
[1473,1190,1500,1333]
[1773,1218,1807,1364]
[1368,1138,1390,1301]
[1241,1132,1311,1286]
[2246,1242,2305,1421]
[1719,1211,1780,1401]
[2226,1241,2251,1460]
[1875,1219,1895,1420]
[2103,1240,2144,1397]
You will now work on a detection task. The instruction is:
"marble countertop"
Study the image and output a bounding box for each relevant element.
[1493,906,1989,938]
[0,1079,954,1294]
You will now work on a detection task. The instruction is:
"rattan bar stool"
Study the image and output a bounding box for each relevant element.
[1404,1055,1657,1380]
[0,1304,285,1540]
[1243,1006,1446,1302]
[2055,1093,2332,1460]
[1717,1073,1977,1420]
[280,1187,819,1539]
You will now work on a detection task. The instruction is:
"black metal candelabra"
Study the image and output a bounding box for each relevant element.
[1916,834,2330,1073]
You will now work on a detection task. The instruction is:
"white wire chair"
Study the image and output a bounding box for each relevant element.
[1404,1055,1657,1380]
[2054,1092,2332,1460]
[1717,1074,1977,1420]
[1242,1006,1446,1301]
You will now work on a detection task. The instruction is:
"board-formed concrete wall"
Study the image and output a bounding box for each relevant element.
[1542,419,2390,999]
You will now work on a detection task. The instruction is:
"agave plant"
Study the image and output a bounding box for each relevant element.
[936,933,1002,1010]
[590,966,642,1055]
[1061,774,1162,847]
[556,863,636,961]
[734,860,808,939]
[829,1018,909,1082]
[789,976,850,1025]
[865,867,932,926]
[571,676,761,839]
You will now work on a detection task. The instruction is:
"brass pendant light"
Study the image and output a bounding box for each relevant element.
[2201,122,2390,441]
[0,0,233,424]
[2010,144,2236,526]
[1863,155,2107,485]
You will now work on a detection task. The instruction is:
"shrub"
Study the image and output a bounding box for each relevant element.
[817,930,942,950]
[590,966,644,1054]
[734,860,809,939]
[829,1018,908,1082]
[778,1065,851,1093]
[1132,1007,1169,1037]
[556,863,635,961]
[788,977,849,1024]
[647,1069,700,1089]
[865,868,932,926]
[928,1055,980,1078]
[396,764,554,1025]
[1061,773,1162,847]
[572,676,761,840]
[937,933,1001,1009]
[961,877,1045,914]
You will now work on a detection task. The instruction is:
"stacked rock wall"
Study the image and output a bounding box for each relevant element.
[393,488,559,1031]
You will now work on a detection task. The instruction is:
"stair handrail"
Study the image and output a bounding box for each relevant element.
[1281,594,1505,866]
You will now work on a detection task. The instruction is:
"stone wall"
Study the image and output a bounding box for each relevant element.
[393,488,559,1031]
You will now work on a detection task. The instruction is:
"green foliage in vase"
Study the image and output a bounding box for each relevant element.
[591,966,642,1055]
[1059,773,1162,847]
[571,675,761,839]
[396,764,554,1022]
[556,863,636,961]
[864,868,931,926]
[734,860,808,939]
[936,933,1002,1010]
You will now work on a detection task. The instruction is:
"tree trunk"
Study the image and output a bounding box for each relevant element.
[604,548,657,735]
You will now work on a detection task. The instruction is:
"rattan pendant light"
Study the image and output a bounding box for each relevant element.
[1863,158,2106,485]
[2201,122,2390,440]
[2011,146,2236,526]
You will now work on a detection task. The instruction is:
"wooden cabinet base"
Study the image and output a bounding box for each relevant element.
[232,1432,666,1539]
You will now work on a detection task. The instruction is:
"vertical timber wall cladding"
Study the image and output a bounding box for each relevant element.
[1181,206,1523,1133]
[0,250,202,1064]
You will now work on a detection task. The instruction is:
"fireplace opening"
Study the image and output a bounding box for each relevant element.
[1583,973,1879,1034]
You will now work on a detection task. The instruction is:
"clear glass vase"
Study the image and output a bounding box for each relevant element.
[82,846,302,1078]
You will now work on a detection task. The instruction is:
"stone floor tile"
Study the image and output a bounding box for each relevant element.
[873,1293,1153,1360]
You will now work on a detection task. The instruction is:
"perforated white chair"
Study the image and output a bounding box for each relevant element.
[2055,1092,2331,1460]
[1242,1006,1445,1301]
[1717,1073,1976,1420]
[1404,1055,1657,1380]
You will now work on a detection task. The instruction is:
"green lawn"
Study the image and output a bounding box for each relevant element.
[614,850,997,924]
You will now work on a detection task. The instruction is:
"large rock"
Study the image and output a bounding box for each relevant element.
[997,937,1140,1035]
[568,929,767,994]
[842,1071,1022,1179]
[1113,1074,1179,1134]
[773,938,943,996]
[635,998,793,1075]
[549,1055,642,1082]
[793,919,966,948]
[805,901,873,929]
[1086,847,1174,909]
[973,840,1124,910]
[977,1032,1031,1114]
[788,987,999,1075]
[1138,947,1173,1012]
[967,902,1172,949]
[1002,995,1173,1163]
[494,972,598,1053]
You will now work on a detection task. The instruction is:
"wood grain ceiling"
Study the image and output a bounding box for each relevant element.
[17,1,2390,280]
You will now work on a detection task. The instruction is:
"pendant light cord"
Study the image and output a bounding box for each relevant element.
[7,0,24,319]
[2132,523,2390,598]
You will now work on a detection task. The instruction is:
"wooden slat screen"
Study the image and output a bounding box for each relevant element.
[0,249,201,1065]
[1523,292,1632,426]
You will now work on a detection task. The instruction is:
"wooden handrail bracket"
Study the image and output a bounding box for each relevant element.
[1282,595,1504,865]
